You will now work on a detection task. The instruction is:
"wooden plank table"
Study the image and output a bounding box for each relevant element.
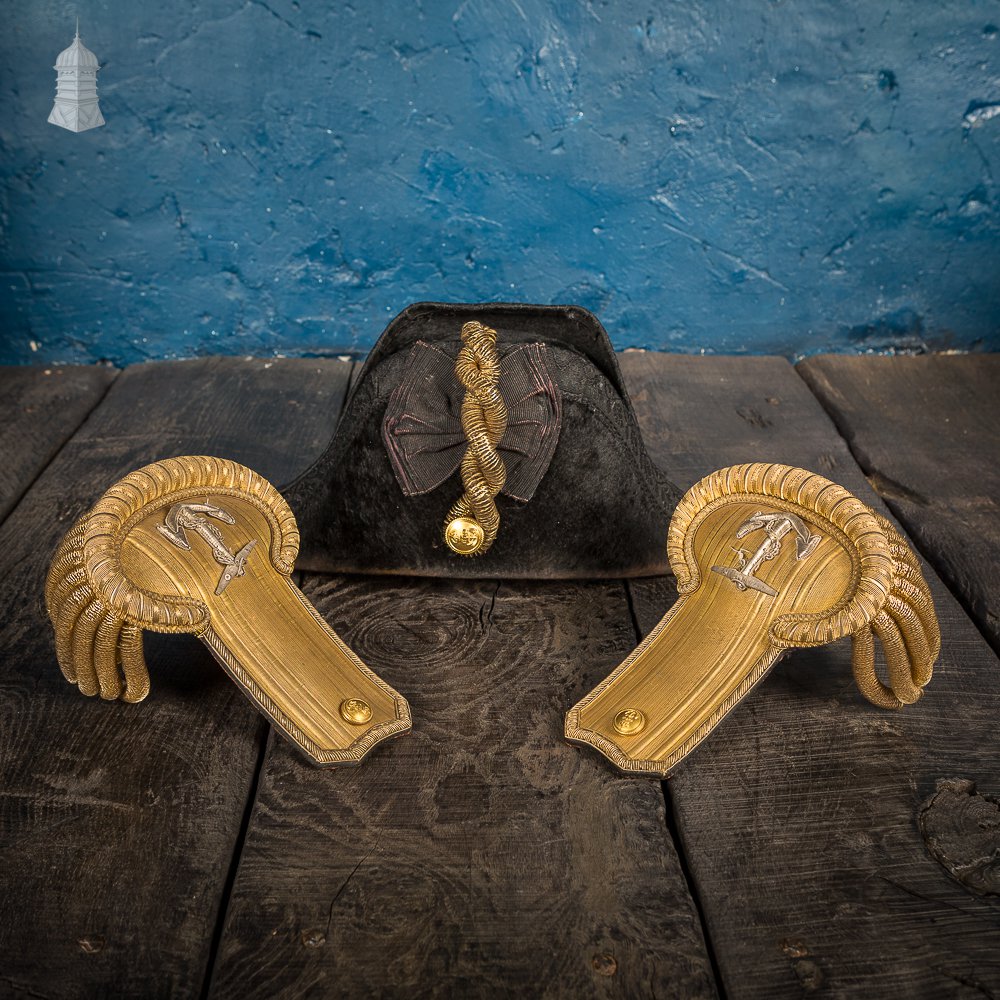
[622,355,1000,999]
[0,359,352,998]
[0,353,997,999]
[0,364,115,521]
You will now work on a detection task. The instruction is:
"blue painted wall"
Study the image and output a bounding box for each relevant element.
[1,0,998,365]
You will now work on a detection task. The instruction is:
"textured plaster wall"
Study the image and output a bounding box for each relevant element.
[1,0,999,365]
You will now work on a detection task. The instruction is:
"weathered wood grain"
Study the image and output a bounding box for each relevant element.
[8,352,998,999]
[0,357,352,999]
[798,354,1000,656]
[619,353,1000,999]
[0,364,117,523]
[209,575,718,1000]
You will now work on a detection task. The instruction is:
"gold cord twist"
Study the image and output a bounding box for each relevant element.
[443,322,508,556]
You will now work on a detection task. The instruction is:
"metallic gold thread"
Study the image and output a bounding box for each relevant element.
[443,321,508,556]
[566,462,941,777]
[44,456,300,703]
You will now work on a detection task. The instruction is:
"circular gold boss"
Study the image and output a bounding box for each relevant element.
[339,698,373,725]
[445,517,485,556]
[613,708,646,736]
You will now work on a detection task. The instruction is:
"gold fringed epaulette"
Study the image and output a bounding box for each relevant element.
[45,456,410,766]
[565,462,939,776]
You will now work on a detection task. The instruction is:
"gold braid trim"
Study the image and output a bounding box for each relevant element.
[667,462,938,708]
[443,322,508,556]
[45,456,299,703]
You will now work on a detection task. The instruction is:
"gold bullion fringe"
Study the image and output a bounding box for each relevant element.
[44,456,299,702]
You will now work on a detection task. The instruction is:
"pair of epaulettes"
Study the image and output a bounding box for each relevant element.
[46,304,938,776]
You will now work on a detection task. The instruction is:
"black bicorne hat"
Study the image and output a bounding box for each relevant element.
[283,301,682,578]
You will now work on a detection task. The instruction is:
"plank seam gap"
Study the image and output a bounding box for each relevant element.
[200,722,271,1000]
[624,581,729,1000]
[200,360,361,997]
[0,366,121,531]
[792,363,1000,660]
[661,780,730,1000]
[623,577,643,642]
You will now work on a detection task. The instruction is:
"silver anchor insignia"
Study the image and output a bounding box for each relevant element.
[157,501,257,596]
[711,511,821,598]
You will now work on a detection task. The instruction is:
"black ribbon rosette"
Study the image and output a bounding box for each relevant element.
[283,302,682,578]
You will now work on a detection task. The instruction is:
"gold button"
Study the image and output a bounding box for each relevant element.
[340,698,373,725]
[445,517,485,555]
[613,708,646,736]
